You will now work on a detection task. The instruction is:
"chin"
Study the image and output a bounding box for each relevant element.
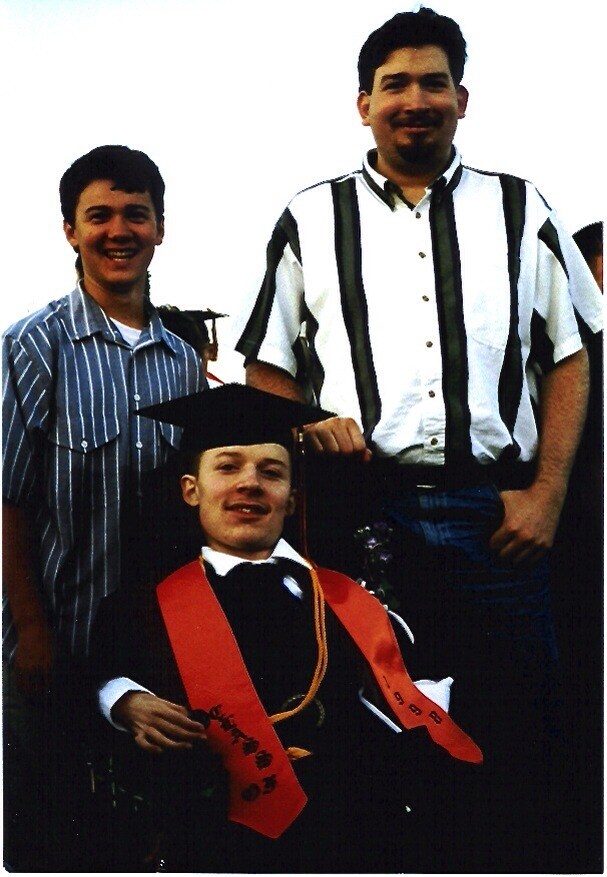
[396,144,438,166]
[230,534,273,556]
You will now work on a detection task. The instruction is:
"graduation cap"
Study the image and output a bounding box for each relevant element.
[137,383,334,454]
[157,306,227,352]
[195,308,228,321]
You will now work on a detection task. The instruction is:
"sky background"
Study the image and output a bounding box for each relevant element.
[1,0,604,381]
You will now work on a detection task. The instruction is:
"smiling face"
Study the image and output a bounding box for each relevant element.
[181,443,296,560]
[63,179,164,303]
[357,44,468,183]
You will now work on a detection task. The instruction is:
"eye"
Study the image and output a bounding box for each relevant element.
[217,462,237,473]
[424,78,448,91]
[88,211,109,224]
[126,209,150,223]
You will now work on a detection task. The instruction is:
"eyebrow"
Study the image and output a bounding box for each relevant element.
[213,450,289,469]
[83,202,152,215]
[380,71,450,85]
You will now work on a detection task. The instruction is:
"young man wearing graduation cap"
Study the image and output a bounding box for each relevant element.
[91,384,482,873]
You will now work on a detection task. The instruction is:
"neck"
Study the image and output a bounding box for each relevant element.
[203,543,277,562]
[81,278,147,329]
[375,149,452,203]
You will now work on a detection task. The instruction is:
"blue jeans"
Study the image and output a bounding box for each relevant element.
[383,484,561,770]
[387,484,557,650]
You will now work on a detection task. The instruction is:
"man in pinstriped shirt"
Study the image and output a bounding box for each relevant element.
[2,145,204,870]
[236,9,603,870]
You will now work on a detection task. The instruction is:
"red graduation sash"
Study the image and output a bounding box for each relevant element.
[156,561,306,839]
[157,560,482,839]
[315,566,483,765]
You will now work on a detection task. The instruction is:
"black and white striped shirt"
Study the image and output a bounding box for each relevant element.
[2,286,205,659]
[236,149,602,467]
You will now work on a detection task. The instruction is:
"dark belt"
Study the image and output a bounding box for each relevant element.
[368,460,536,494]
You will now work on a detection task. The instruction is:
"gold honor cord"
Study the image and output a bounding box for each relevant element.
[294,427,309,557]
[270,565,328,724]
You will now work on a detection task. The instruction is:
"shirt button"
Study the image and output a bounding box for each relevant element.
[134,393,141,402]
[415,212,421,218]
[422,295,429,302]
[81,440,88,449]
[426,341,433,348]
[429,390,436,398]
[135,441,143,449]
[430,437,438,446]
[419,252,427,258]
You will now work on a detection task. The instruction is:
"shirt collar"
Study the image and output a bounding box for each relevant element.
[65,284,117,342]
[362,147,463,210]
[65,283,183,355]
[201,538,311,577]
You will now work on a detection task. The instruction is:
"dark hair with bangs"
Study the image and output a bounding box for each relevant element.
[358,7,467,93]
[59,145,165,227]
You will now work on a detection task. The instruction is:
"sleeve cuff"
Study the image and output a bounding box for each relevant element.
[98,677,152,731]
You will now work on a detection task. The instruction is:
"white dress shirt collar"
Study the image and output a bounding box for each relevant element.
[201,538,311,577]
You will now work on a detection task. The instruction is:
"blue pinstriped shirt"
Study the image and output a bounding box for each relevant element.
[2,286,205,659]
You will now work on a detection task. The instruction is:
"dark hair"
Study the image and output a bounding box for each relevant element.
[358,7,467,93]
[573,222,603,262]
[156,306,210,353]
[59,145,165,226]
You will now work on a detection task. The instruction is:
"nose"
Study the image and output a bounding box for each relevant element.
[107,214,133,239]
[236,464,262,492]
[402,83,429,111]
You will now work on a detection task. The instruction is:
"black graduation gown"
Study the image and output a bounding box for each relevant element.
[90,560,475,873]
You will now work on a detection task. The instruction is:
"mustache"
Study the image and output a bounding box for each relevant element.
[391,112,441,128]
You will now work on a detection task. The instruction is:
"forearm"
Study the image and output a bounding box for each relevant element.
[3,502,55,691]
[245,361,305,401]
[2,502,46,630]
[490,348,590,563]
[533,346,590,506]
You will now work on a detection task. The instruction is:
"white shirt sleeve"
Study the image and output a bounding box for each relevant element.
[98,677,152,731]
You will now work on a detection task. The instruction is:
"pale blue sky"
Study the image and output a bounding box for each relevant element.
[1,0,603,379]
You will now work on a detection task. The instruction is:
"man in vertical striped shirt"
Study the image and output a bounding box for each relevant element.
[236,9,603,869]
[2,145,204,869]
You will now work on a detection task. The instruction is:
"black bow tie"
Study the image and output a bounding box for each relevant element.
[222,559,305,592]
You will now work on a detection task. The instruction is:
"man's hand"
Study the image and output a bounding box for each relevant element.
[303,417,372,462]
[245,362,372,461]
[112,692,208,754]
[14,616,56,701]
[489,484,564,565]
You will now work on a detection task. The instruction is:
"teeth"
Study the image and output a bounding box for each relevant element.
[106,250,136,260]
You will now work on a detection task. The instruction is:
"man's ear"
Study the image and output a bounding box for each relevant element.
[181,473,200,507]
[285,489,297,518]
[456,84,469,119]
[357,91,372,126]
[155,218,165,246]
[64,220,78,250]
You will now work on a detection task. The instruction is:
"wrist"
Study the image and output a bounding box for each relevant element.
[529,476,568,508]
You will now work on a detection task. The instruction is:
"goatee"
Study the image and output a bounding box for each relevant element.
[396,142,437,167]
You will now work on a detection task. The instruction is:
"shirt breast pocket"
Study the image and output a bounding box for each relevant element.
[464,286,511,352]
[46,410,122,511]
